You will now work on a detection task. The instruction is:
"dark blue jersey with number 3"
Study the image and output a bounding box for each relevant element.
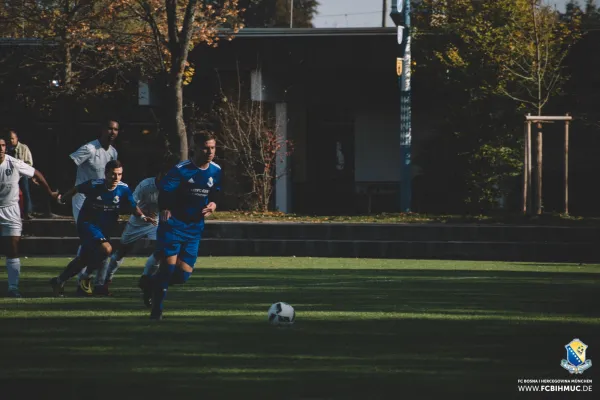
[77,179,137,231]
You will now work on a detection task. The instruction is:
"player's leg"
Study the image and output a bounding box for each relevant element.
[3,236,22,298]
[135,225,160,293]
[50,200,88,296]
[140,224,159,277]
[89,241,113,296]
[142,251,160,276]
[149,254,178,319]
[169,238,200,286]
[148,224,181,319]
[1,204,25,297]
[71,193,90,288]
[137,249,160,295]
[72,222,109,296]
[104,222,156,284]
[50,256,86,297]
[149,234,201,319]
[139,251,162,308]
[50,222,100,297]
[103,242,132,284]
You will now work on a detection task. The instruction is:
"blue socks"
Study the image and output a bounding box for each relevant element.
[151,264,176,316]
[169,270,192,285]
[57,257,86,284]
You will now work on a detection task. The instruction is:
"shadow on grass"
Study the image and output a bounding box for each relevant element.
[0,266,598,399]
[4,267,599,317]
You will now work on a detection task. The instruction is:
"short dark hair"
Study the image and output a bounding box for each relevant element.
[100,120,119,134]
[2,129,17,141]
[192,132,216,147]
[105,160,123,173]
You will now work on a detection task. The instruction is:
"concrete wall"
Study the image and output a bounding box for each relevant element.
[289,102,308,183]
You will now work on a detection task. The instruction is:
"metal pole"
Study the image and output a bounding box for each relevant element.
[399,0,412,212]
[523,121,528,214]
[564,116,569,215]
[536,126,543,215]
[527,120,532,213]
[390,0,412,212]
[382,0,388,27]
[290,0,294,28]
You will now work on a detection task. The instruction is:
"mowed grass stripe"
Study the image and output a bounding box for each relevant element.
[1,309,599,324]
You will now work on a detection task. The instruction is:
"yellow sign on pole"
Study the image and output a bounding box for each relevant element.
[396,57,403,76]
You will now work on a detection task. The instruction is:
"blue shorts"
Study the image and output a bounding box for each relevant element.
[77,221,110,263]
[156,218,204,268]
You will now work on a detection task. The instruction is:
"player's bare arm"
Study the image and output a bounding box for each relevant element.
[134,206,157,226]
[32,169,59,200]
[57,186,79,205]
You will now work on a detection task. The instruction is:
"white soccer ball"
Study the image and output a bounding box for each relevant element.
[267,302,295,326]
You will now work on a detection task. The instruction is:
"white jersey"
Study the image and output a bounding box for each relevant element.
[0,155,35,207]
[128,177,159,227]
[70,139,118,186]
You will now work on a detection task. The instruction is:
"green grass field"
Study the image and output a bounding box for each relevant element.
[1,257,598,399]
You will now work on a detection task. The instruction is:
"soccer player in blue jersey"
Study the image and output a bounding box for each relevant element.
[50,160,155,296]
[102,156,178,287]
[145,132,221,320]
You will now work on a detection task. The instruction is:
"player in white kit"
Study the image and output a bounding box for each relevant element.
[97,157,178,291]
[70,121,119,222]
[0,135,58,297]
[69,121,119,294]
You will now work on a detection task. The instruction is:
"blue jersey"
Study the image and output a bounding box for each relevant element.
[77,179,137,231]
[158,160,222,227]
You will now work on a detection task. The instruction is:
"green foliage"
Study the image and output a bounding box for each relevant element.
[430,0,581,114]
[465,143,523,208]
[413,0,581,211]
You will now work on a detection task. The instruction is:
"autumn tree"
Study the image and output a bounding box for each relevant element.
[109,0,243,160]
[0,1,242,160]
[0,1,144,100]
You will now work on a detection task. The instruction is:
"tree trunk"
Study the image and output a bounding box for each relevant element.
[166,64,188,161]
[174,78,188,161]
[64,45,72,91]
[163,0,199,161]
[536,127,543,215]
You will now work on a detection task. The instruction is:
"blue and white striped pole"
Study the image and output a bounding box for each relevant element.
[390,0,412,212]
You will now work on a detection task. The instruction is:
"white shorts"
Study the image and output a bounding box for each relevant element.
[72,193,86,223]
[0,204,23,236]
[121,222,157,245]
